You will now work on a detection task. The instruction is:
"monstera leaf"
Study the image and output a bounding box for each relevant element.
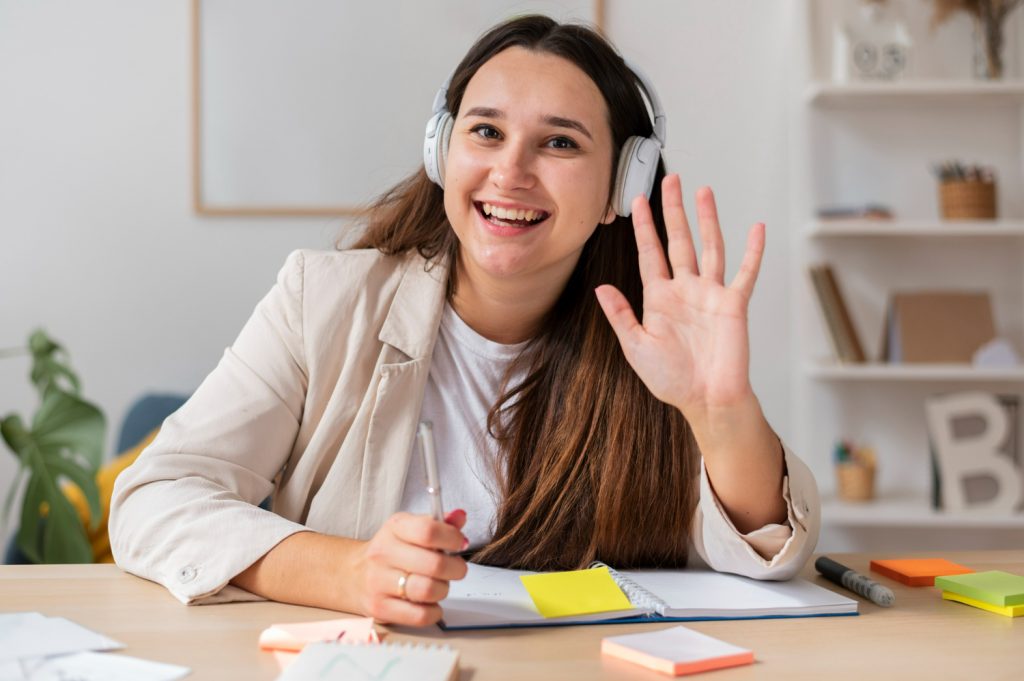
[1,330,105,564]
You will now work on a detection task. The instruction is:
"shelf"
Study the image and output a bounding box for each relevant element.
[823,493,1024,529]
[806,363,1024,382]
[806,80,1024,107]
[808,219,1024,238]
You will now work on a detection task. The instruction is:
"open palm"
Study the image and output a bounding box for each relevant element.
[595,174,765,419]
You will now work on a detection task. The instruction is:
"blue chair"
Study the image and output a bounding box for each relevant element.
[3,393,188,564]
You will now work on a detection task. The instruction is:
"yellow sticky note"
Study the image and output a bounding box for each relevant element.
[520,567,633,618]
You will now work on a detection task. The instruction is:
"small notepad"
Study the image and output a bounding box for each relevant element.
[259,617,379,652]
[520,567,634,618]
[602,625,754,676]
[275,641,458,681]
[934,571,1024,607]
[869,558,973,586]
[942,591,1024,618]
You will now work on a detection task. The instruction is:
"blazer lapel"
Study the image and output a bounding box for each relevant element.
[355,253,448,537]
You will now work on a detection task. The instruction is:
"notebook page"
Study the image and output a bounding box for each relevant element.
[442,563,644,628]
[621,570,858,618]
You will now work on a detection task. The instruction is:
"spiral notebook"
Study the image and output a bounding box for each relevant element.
[439,562,857,630]
[275,641,458,681]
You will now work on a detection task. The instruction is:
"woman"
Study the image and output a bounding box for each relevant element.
[110,15,819,628]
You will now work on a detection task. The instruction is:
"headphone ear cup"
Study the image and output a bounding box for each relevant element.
[437,113,452,188]
[423,111,453,188]
[612,135,661,217]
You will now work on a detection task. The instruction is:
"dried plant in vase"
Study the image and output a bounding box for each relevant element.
[932,0,1024,79]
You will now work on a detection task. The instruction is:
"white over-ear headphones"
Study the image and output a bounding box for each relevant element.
[422,60,667,218]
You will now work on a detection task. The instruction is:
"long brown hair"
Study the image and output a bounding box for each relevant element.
[354,15,698,570]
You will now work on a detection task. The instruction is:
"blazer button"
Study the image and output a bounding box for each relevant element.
[178,565,197,583]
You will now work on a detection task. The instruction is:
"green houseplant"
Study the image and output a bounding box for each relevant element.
[1,330,105,563]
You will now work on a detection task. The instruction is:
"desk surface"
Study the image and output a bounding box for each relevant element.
[1,551,1020,680]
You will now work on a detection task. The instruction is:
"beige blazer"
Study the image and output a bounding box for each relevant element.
[110,249,820,605]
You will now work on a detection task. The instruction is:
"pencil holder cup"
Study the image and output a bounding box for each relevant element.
[836,462,875,502]
[939,179,997,219]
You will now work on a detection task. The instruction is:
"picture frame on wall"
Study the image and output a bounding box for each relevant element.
[192,0,603,217]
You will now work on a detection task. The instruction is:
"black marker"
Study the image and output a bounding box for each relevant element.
[815,556,895,607]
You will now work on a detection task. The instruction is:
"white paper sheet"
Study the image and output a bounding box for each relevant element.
[4,652,190,681]
[0,615,123,663]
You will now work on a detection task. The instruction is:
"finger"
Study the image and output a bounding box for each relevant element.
[630,194,670,286]
[369,595,443,628]
[386,540,469,581]
[404,572,451,604]
[729,222,765,299]
[372,568,450,604]
[695,186,725,284]
[389,513,466,553]
[662,174,698,277]
[594,285,644,354]
[444,508,467,531]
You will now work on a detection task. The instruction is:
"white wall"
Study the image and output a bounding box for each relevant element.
[0,1,795,548]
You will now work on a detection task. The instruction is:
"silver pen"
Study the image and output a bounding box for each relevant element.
[417,421,445,523]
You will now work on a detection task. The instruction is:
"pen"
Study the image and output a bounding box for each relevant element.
[815,556,895,607]
[417,421,445,524]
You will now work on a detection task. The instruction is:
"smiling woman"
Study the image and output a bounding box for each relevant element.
[110,14,820,629]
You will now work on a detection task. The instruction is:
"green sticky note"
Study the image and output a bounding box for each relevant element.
[520,567,633,618]
[935,570,1024,606]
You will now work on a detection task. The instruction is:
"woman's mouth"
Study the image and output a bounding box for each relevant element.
[475,201,550,231]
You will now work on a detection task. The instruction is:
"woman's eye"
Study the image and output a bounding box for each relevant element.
[470,124,501,140]
[547,136,579,150]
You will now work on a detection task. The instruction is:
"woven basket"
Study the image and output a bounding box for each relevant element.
[836,462,875,502]
[939,180,997,219]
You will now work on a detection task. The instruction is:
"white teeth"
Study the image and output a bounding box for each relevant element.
[481,202,545,222]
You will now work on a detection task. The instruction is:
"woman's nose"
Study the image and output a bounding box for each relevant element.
[489,142,535,191]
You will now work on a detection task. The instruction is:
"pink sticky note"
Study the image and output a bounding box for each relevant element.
[258,617,379,654]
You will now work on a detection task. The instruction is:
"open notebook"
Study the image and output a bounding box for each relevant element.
[440,563,857,630]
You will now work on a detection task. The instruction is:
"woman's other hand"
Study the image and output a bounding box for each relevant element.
[595,173,764,423]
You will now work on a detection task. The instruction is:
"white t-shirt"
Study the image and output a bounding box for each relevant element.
[399,302,528,548]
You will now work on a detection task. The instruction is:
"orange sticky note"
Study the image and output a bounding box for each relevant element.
[869,558,974,586]
[603,625,754,677]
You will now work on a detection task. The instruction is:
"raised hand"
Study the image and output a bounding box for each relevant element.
[594,174,765,423]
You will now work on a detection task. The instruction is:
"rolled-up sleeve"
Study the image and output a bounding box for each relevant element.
[110,250,313,604]
[689,442,820,580]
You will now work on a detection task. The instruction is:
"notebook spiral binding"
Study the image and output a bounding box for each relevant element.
[590,561,670,617]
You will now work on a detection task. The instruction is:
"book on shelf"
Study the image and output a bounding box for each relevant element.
[881,291,995,363]
[808,264,867,363]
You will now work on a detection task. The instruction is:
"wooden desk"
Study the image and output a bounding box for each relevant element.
[1,551,1020,680]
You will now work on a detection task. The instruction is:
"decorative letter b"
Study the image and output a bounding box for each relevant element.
[925,392,1022,513]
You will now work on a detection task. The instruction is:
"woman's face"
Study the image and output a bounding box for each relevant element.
[443,46,616,288]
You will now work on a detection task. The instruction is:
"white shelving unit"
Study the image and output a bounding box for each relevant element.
[805,363,1024,382]
[793,1,1024,552]
[806,80,1024,107]
[809,219,1024,238]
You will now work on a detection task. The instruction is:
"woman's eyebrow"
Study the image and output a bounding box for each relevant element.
[462,106,593,141]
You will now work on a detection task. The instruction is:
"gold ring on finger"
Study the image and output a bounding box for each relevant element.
[396,571,410,600]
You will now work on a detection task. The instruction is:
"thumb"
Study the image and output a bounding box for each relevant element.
[444,508,468,531]
[594,285,642,353]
